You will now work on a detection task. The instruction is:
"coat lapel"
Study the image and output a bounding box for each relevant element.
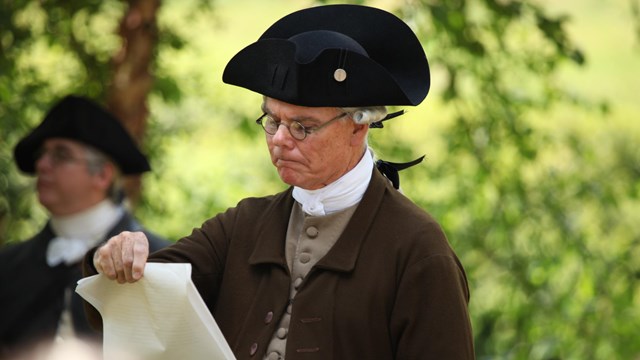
[249,188,295,269]
[315,169,388,273]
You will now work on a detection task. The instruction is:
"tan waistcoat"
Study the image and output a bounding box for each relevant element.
[263,202,357,360]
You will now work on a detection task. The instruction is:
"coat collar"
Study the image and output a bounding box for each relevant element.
[106,211,140,238]
[249,168,389,273]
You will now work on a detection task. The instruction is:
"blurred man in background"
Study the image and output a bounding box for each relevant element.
[0,95,170,356]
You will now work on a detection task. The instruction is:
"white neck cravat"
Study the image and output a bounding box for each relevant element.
[46,200,124,267]
[292,150,374,216]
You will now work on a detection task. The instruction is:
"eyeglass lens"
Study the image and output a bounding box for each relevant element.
[34,146,85,166]
[262,115,307,140]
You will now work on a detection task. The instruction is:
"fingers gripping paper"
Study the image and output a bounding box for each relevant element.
[76,263,236,360]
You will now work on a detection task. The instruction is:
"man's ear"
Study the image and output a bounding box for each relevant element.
[93,162,116,192]
[350,123,369,147]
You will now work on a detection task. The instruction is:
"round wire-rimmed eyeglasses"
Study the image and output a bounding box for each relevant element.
[255,112,348,141]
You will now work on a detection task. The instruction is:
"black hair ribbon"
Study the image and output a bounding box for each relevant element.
[375,155,425,189]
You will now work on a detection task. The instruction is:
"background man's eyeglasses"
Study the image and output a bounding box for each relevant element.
[34,146,88,167]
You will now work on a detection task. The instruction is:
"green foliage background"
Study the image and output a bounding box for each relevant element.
[1,0,639,358]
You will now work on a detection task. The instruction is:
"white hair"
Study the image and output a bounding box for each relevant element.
[84,145,124,204]
[340,106,388,125]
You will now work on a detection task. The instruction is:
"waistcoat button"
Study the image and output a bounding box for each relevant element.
[276,327,288,339]
[305,226,319,238]
[299,253,311,264]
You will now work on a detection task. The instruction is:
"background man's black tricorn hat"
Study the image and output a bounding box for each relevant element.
[222,4,430,107]
[14,95,151,175]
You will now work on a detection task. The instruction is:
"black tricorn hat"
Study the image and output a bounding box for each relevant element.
[222,4,430,107]
[14,95,151,175]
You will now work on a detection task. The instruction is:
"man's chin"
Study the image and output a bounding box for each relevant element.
[37,194,55,210]
[277,170,300,187]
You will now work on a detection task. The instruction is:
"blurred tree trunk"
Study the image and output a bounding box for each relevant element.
[107,0,160,207]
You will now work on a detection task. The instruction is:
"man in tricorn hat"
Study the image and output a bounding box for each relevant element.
[0,95,170,355]
[86,5,475,359]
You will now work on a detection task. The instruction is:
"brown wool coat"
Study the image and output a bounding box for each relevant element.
[85,170,475,359]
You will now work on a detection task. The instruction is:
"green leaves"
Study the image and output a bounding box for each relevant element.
[0,1,638,358]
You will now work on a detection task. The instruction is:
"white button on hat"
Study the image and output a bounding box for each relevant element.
[334,68,347,82]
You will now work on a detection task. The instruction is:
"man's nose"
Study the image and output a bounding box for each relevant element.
[271,123,294,145]
[34,151,53,171]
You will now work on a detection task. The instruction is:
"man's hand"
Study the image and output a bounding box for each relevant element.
[93,231,149,283]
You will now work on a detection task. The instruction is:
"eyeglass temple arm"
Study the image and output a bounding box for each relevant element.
[255,113,267,124]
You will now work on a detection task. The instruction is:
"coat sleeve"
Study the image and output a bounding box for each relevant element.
[80,202,247,333]
[390,253,475,359]
[145,209,235,309]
